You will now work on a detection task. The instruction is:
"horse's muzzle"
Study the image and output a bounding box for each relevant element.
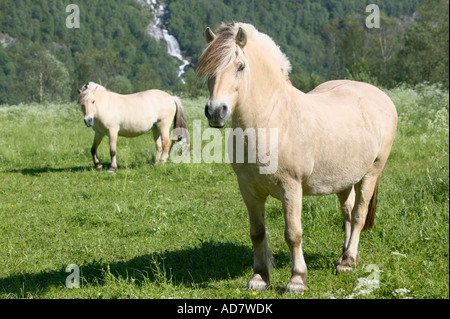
[84,116,94,127]
[205,101,230,128]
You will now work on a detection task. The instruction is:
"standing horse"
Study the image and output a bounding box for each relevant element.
[197,23,397,293]
[77,82,189,172]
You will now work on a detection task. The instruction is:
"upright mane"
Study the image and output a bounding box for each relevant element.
[197,22,292,81]
[77,82,108,104]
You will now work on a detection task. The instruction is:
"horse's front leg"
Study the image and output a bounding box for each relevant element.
[238,180,270,291]
[108,129,119,173]
[91,132,104,170]
[283,181,308,294]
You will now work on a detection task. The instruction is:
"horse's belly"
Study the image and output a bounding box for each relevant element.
[302,173,362,196]
[302,156,374,196]
[118,123,154,137]
[118,130,149,138]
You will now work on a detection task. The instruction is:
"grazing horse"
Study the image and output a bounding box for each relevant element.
[197,23,397,293]
[77,82,189,172]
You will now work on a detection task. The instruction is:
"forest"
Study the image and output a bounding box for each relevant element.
[0,0,448,104]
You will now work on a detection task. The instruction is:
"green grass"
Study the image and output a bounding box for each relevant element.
[0,86,448,299]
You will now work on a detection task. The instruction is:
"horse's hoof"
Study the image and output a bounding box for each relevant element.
[247,274,268,291]
[107,167,117,173]
[335,252,358,273]
[336,264,353,274]
[285,279,308,294]
[95,164,102,171]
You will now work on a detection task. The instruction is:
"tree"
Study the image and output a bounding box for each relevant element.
[177,68,208,97]
[396,0,449,87]
[109,75,132,94]
[133,63,161,92]
[10,45,70,104]
[74,49,125,88]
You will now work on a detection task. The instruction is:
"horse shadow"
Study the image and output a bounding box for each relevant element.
[0,241,251,296]
[0,239,335,297]
[8,166,91,176]
[7,160,159,176]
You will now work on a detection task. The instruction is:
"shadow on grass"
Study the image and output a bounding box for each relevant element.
[8,156,159,176]
[8,166,92,176]
[0,240,335,297]
[0,241,250,297]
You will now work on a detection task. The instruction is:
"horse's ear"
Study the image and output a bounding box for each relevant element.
[236,27,247,48]
[77,89,81,94]
[205,27,216,43]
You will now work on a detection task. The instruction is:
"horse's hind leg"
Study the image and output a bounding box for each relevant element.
[151,126,163,162]
[336,186,356,264]
[108,128,119,173]
[158,120,172,163]
[336,163,383,273]
[238,180,271,291]
[91,132,104,170]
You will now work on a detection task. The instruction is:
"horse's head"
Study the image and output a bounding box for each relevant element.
[77,84,97,127]
[198,23,292,129]
[197,24,252,128]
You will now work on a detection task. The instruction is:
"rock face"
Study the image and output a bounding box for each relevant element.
[0,33,15,48]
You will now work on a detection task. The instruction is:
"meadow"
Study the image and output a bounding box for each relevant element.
[0,84,448,299]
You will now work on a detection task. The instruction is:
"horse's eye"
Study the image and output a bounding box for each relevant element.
[92,100,95,104]
[237,63,245,72]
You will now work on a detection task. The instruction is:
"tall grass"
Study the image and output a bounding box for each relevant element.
[0,86,448,299]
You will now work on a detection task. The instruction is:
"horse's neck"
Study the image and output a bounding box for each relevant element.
[93,90,109,115]
[232,78,305,130]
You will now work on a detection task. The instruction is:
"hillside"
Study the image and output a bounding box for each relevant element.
[0,0,179,104]
[0,0,448,104]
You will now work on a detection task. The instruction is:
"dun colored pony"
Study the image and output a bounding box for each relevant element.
[197,23,397,293]
[77,82,189,172]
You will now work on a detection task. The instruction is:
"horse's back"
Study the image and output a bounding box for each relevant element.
[307,80,397,133]
[309,80,396,111]
[307,80,354,94]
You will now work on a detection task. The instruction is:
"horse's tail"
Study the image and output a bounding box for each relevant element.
[172,96,191,150]
[363,176,381,231]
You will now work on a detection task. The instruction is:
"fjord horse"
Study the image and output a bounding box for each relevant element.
[197,23,397,293]
[77,82,189,172]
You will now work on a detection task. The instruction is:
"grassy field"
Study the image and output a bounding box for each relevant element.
[0,84,448,299]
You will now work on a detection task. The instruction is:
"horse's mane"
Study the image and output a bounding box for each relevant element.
[77,82,108,104]
[197,22,292,81]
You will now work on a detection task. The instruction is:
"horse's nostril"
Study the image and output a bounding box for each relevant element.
[84,117,93,127]
[205,104,212,118]
[220,104,228,118]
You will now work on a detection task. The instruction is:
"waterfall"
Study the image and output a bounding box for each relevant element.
[140,0,190,78]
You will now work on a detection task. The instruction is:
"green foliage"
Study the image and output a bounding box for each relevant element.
[0,44,70,104]
[0,0,448,103]
[108,75,133,95]
[175,68,209,98]
[395,0,449,87]
[0,0,179,104]
[134,63,161,92]
[165,0,447,90]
